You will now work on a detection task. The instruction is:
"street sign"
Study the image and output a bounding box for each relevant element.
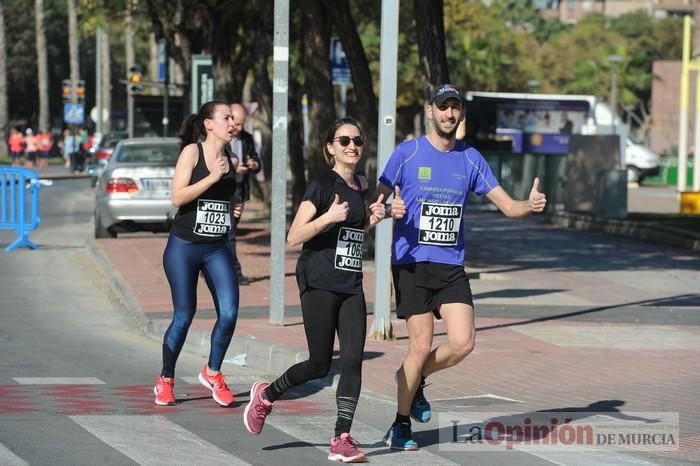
[191,55,214,113]
[64,103,85,124]
[158,39,167,82]
[330,37,352,85]
[90,106,109,124]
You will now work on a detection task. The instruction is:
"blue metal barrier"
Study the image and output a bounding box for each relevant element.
[0,167,52,252]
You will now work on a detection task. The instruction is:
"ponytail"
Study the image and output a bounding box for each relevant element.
[178,100,229,152]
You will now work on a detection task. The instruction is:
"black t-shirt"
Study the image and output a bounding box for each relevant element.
[170,143,237,242]
[296,170,368,295]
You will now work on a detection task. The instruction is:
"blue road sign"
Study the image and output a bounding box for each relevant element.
[331,37,352,85]
[64,103,85,124]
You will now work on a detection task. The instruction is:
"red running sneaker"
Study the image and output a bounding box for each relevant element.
[153,376,176,406]
[198,365,235,406]
[328,433,367,463]
[243,381,273,435]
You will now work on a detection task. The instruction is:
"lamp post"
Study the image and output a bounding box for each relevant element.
[607,54,622,134]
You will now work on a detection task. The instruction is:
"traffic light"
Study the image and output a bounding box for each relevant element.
[62,80,71,100]
[62,79,86,100]
[76,80,86,99]
[128,66,142,93]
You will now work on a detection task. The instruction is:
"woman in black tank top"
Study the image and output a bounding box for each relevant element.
[153,100,243,408]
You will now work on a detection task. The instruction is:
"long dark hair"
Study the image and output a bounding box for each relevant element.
[178,100,229,152]
[322,116,363,167]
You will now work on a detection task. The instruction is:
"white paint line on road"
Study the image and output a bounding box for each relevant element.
[432,393,524,405]
[0,443,28,466]
[519,449,661,466]
[181,375,262,387]
[70,415,250,466]
[267,414,457,465]
[13,377,105,385]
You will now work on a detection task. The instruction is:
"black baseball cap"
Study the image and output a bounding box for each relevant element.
[429,83,464,106]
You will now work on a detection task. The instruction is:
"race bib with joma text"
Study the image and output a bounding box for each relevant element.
[418,202,462,246]
[194,199,231,237]
[335,227,364,272]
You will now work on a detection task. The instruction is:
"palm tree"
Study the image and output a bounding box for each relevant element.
[35,0,49,132]
[100,26,111,133]
[0,0,8,155]
[67,0,80,105]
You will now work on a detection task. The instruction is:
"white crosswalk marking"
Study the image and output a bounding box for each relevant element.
[520,449,661,465]
[70,415,250,465]
[181,375,262,386]
[13,377,105,385]
[267,414,457,465]
[0,443,28,466]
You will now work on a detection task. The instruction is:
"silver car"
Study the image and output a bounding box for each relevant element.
[94,137,180,238]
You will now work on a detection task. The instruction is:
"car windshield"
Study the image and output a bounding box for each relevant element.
[117,144,179,164]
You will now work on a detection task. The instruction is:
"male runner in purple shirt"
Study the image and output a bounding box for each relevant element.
[375,83,547,450]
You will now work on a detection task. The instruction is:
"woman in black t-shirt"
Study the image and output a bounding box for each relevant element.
[243,117,386,462]
[153,100,243,408]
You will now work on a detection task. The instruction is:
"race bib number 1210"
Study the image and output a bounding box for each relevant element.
[418,202,462,245]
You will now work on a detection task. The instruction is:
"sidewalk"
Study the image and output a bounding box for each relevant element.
[87,201,700,462]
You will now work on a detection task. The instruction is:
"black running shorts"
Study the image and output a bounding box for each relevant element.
[391,262,474,319]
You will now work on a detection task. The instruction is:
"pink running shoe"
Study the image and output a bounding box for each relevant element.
[243,381,273,435]
[328,433,367,463]
[153,376,176,406]
[198,365,235,406]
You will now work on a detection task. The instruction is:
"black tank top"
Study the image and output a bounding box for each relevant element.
[170,143,237,242]
[296,170,368,295]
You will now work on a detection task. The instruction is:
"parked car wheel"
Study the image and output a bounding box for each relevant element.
[95,209,116,238]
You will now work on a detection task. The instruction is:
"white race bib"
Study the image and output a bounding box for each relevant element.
[418,202,462,246]
[194,199,231,237]
[335,227,364,272]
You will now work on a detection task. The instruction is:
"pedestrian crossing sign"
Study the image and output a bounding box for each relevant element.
[64,102,85,124]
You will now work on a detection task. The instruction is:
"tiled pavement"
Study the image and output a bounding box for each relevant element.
[88,201,700,462]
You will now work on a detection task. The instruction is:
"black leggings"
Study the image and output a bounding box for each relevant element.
[266,288,367,437]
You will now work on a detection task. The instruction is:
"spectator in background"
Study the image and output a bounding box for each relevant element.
[61,128,78,170]
[227,103,262,285]
[8,128,25,167]
[37,129,52,170]
[24,129,38,169]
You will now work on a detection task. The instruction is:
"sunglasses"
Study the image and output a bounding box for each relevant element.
[334,136,364,147]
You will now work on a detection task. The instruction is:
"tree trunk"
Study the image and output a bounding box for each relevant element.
[250,13,273,204]
[288,77,306,213]
[324,0,378,185]
[67,0,80,105]
[0,0,8,154]
[301,0,335,180]
[101,26,112,133]
[35,0,49,131]
[125,1,135,71]
[413,0,449,99]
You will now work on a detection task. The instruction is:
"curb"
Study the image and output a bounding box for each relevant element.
[85,237,309,377]
[548,211,700,251]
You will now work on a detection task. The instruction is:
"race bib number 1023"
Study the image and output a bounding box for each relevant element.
[194,199,231,237]
[418,202,462,246]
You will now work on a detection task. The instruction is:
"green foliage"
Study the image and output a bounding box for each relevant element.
[444,1,540,92]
